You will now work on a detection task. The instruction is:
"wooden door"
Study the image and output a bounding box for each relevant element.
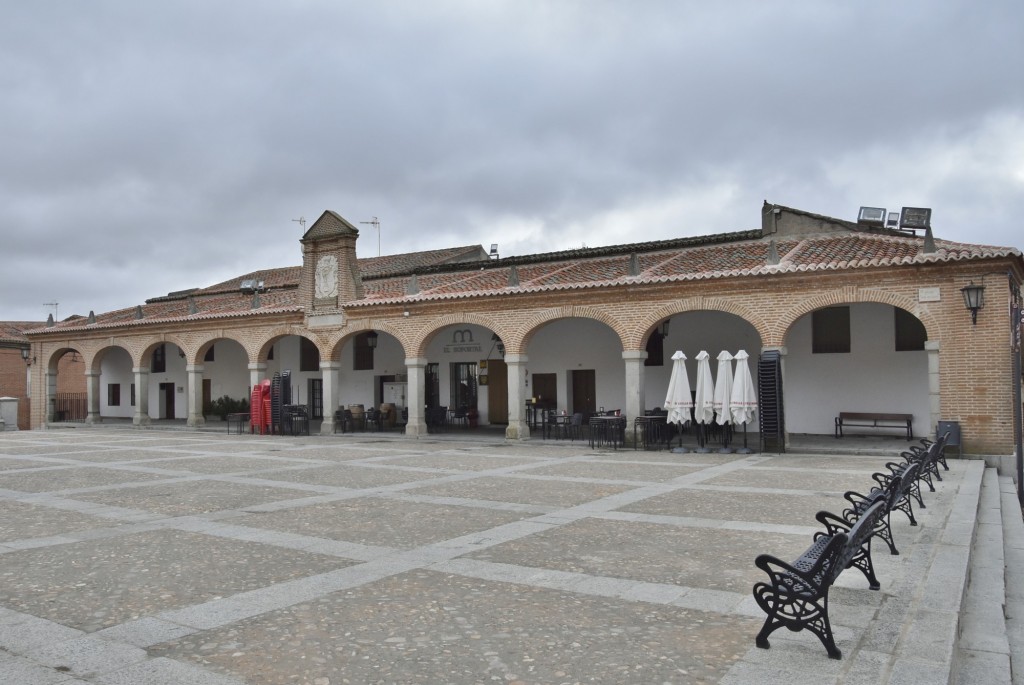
[571,369,596,417]
[202,379,211,415]
[487,359,508,425]
[159,382,175,419]
[532,373,557,410]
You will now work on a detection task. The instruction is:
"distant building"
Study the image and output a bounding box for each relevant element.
[1,321,86,429]
[22,204,1024,458]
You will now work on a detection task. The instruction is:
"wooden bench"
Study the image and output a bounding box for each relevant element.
[834,412,913,440]
[753,499,887,659]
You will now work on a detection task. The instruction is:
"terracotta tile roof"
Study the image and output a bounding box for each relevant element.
[0,322,39,344]
[28,223,1022,332]
[358,246,488,278]
[349,231,1022,306]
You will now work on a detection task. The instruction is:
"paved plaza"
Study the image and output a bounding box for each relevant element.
[0,428,980,684]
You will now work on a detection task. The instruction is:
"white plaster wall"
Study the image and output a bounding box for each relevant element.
[644,311,762,414]
[528,318,625,414]
[784,303,929,436]
[203,340,249,404]
[148,345,187,419]
[423,325,499,424]
[336,333,407,413]
[99,347,135,418]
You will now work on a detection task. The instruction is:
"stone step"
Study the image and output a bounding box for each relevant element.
[1000,476,1024,685]
[955,468,1011,684]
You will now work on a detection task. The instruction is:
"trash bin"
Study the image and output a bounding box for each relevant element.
[937,420,961,458]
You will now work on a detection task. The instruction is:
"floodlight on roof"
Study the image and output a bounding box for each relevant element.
[899,207,931,232]
[886,212,900,228]
[489,244,499,259]
[857,207,887,228]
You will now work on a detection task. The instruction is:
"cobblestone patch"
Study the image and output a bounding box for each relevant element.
[373,453,549,472]
[405,476,634,507]
[233,496,536,548]
[0,529,349,632]
[150,569,758,685]
[0,466,174,494]
[0,500,123,542]
[523,460,703,483]
[701,467,873,494]
[252,464,447,488]
[71,479,317,516]
[468,517,812,594]
[619,488,845,525]
[0,457,52,471]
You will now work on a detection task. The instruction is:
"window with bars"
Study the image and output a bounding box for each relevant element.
[449,362,478,410]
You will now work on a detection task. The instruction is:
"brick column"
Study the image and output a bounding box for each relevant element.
[186,364,205,427]
[926,340,940,440]
[505,354,529,440]
[405,358,428,436]
[133,367,151,425]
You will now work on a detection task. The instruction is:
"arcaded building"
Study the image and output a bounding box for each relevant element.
[22,203,1024,457]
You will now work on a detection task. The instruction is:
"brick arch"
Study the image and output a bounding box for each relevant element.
[632,297,770,350]
[774,287,939,347]
[44,345,86,375]
[191,333,252,366]
[255,326,329,362]
[138,335,191,367]
[85,343,135,374]
[328,318,411,359]
[518,305,626,354]
[407,313,508,358]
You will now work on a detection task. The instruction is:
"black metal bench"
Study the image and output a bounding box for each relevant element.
[753,499,887,659]
[895,432,950,494]
[842,461,920,556]
[834,412,913,440]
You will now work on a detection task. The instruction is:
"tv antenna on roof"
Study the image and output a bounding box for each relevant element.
[292,216,306,232]
[360,217,381,257]
[44,301,59,321]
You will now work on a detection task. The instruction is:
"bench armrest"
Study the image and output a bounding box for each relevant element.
[816,510,852,537]
[754,553,824,594]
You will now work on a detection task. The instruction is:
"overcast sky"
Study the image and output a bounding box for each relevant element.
[3,1,1022,323]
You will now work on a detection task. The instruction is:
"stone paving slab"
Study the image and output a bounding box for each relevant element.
[0,428,978,684]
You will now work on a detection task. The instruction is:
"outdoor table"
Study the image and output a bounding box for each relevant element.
[589,415,626,449]
[546,413,572,439]
[226,412,248,434]
[633,415,668,450]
